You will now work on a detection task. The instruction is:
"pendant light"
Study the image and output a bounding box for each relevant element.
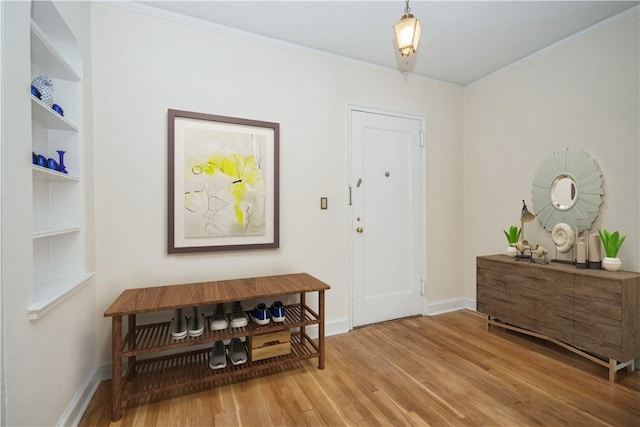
[393,0,422,57]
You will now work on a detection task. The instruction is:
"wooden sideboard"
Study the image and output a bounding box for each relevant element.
[477,254,640,382]
[104,273,330,421]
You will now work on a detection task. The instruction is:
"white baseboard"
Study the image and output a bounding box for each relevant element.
[425,298,475,316]
[325,316,350,336]
[56,365,109,427]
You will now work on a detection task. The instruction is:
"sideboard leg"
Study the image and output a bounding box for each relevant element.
[319,290,325,370]
[111,316,123,421]
[486,315,490,331]
[608,358,616,383]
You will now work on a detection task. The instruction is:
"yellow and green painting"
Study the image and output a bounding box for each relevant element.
[183,127,267,238]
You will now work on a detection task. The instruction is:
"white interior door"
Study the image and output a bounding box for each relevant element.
[350,108,425,327]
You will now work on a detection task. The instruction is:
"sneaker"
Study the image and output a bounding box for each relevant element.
[227,338,248,365]
[269,301,286,322]
[188,306,205,337]
[229,302,248,328]
[170,308,187,340]
[210,303,229,331]
[208,341,227,370]
[250,303,271,325]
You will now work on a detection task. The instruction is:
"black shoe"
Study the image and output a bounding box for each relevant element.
[170,308,187,340]
[188,306,205,337]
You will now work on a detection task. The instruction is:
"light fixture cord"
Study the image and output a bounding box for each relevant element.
[405,0,411,14]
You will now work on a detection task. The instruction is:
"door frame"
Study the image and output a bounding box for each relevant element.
[347,104,428,330]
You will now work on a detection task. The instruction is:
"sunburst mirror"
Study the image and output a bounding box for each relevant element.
[531,148,604,233]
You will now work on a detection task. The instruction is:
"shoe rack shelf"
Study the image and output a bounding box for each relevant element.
[124,334,317,401]
[104,273,330,422]
[122,303,316,357]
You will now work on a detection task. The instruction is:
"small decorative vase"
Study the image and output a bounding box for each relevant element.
[31,75,54,107]
[56,150,67,173]
[52,104,64,116]
[506,246,517,258]
[602,257,621,272]
[36,154,48,168]
[30,85,42,99]
[47,157,59,171]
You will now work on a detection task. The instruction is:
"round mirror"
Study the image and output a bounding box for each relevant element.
[550,174,577,211]
[531,148,603,232]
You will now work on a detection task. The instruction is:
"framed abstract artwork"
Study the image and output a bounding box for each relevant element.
[168,109,279,253]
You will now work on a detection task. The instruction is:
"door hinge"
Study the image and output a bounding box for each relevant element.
[419,129,424,148]
[420,278,426,296]
[348,185,352,206]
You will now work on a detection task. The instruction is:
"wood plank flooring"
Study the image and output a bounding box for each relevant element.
[79,310,640,426]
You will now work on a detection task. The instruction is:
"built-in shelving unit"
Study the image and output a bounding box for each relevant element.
[29,0,92,321]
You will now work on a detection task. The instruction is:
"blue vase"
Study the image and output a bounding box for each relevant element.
[56,150,67,174]
[37,154,47,168]
[52,104,64,116]
[30,85,41,99]
[47,157,59,171]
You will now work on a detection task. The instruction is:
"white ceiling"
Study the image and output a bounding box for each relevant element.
[136,1,639,85]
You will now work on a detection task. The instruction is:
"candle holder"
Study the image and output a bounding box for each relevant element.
[575,219,588,269]
[588,231,602,269]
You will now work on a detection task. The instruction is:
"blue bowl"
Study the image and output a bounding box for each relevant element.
[52,104,64,116]
[31,85,41,99]
[32,152,37,165]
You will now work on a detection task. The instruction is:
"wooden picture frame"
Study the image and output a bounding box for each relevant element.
[168,109,279,253]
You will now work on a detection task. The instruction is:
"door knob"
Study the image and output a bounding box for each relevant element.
[356,227,363,233]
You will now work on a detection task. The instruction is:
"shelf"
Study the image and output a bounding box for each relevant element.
[31,95,78,131]
[32,165,79,181]
[28,273,94,321]
[123,304,319,357]
[123,334,318,401]
[33,226,80,239]
[30,19,81,82]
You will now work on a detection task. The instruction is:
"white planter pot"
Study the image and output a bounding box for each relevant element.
[602,257,621,272]
[506,246,517,258]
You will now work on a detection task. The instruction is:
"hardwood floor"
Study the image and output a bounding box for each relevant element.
[79,310,640,426]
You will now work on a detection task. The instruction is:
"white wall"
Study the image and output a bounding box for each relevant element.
[0,2,4,424]
[91,3,464,365]
[463,11,640,300]
[0,1,96,426]
[2,1,637,423]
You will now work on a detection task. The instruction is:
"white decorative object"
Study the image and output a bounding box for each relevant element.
[551,222,575,254]
[602,257,621,272]
[531,244,548,259]
[588,233,602,263]
[514,240,530,254]
[31,75,54,107]
[506,246,517,257]
[576,238,586,264]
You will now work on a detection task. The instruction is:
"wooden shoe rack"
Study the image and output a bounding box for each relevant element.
[104,273,330,421]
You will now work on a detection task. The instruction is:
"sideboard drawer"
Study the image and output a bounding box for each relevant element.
[574,321,623,360]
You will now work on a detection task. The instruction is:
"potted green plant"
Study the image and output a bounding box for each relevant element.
[597,229,626,271]
[503,226,521,257]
